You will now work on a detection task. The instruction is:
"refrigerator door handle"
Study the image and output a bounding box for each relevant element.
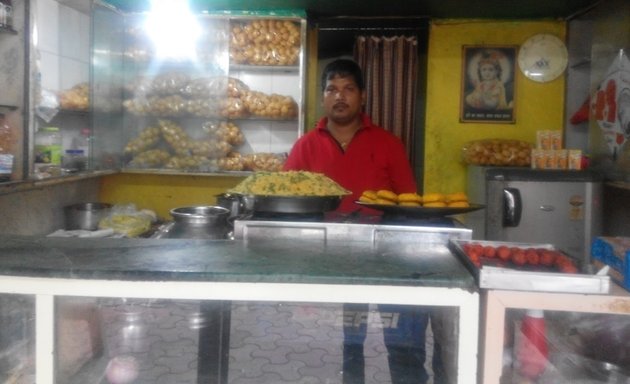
[503,188,522,227]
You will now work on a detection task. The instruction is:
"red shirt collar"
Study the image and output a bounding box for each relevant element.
[315,113,374,132]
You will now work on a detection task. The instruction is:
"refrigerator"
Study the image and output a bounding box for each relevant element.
[466,166,603,264]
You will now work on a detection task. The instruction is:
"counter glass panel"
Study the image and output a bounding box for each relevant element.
[54,297,461,384]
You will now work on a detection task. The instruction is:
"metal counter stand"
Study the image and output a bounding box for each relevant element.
[0,220,479,383]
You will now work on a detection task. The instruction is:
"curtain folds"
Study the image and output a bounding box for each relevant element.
[354,35,418,163]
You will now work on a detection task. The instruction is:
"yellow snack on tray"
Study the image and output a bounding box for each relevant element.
[398,192,423,204]
[423,201,447,208]
[447,201,470,208]
[445,192,468,203]
[361,190,378,201]
[375,198,397,205]
[399,201,421,207]
[376,189,398,203]
[421,193,445,203]
[359,194,377,203]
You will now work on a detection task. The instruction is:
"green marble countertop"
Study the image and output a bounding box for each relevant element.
[0,235,476,289]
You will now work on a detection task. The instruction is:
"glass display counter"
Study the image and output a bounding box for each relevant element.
[0,223,479,383]
[481,286,630,384]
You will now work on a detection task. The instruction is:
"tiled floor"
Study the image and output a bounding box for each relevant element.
[70,299,440,383]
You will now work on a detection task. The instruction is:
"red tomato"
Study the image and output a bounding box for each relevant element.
[560,263,579,274]
[525,249,540,266]
[468,250,481,264]
[539,250,555,266]
[471,242,484,255]
[482,246,497,258]
[554,254,571,267]
[511,250,527,266]
[497,246,511,261]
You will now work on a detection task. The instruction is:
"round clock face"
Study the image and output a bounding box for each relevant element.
[518,34,568,83]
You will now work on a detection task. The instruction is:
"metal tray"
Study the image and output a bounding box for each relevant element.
[355,201,485,218]
[243,195,343,213]
[449,239,610,294]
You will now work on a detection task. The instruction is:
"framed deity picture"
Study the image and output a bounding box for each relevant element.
[460,46,517,123]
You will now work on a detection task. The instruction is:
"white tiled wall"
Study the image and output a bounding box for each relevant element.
[35,0,90,92]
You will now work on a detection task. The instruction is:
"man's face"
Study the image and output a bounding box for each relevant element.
[322,75,365,125]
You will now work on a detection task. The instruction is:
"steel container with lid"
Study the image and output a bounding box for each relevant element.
[163,206,230,239]
[64,202,112,230]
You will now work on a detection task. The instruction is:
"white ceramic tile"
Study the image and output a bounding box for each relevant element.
[269,72,301,99]
[35,0,60,54]
[269,121,299,153]
[39,50,60,91]
[78,13,91,63]
[59,57,88,90]
[59,6,88,62]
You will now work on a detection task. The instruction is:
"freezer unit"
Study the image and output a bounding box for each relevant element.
[466,166,603,264]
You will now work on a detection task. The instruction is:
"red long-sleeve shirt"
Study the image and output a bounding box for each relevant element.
[283,113,417,212]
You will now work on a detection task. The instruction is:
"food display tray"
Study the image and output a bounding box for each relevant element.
[449,239,610,294]
[354,201,485,218]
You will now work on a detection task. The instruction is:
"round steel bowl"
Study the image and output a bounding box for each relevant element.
[167,206,230,239]
[242,195,343,214]
[170,206,230,225]
[64,202,112,230]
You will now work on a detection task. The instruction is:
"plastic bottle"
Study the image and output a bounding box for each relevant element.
[0,113,14,181]
[35,126,62,165]
[515,309,548,379]
[62,149,87,172]
[73,128,91,168]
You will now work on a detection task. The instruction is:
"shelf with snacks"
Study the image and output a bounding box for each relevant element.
[103,12,306,176]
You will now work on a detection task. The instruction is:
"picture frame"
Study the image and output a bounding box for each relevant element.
[460,45,517,123]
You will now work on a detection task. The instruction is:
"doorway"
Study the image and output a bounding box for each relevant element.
[315,17,429,190]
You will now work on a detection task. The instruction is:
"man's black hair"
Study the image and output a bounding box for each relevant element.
[321,59,365,92]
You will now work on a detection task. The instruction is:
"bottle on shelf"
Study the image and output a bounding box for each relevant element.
[0,113,14,182]
[62,149,86,172]
[34,126,62,177]
[74,128,91,157]
[73,128,91,169]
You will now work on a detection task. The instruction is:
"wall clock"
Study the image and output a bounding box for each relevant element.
[518,33,568,83]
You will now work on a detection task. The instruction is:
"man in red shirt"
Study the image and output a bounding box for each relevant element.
[284,59,432,384]
[283,59,416,213]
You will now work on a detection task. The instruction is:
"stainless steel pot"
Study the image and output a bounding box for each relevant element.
[161,206,230,239]
[64,202,112,230]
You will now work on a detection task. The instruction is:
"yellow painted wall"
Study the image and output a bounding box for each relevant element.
[424,20,566,195]
[99,173,245,220]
